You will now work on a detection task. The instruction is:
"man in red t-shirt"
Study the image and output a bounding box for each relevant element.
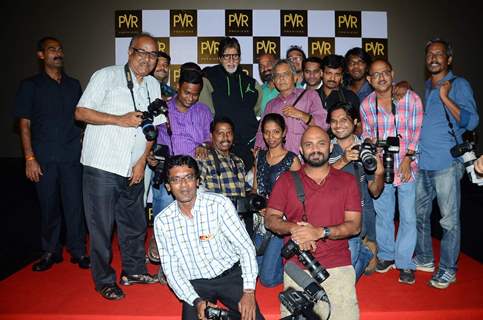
[266,126,361,320]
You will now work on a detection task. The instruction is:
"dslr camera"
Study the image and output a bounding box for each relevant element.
[279,287,318,320]
[450,141,483,186]
[377,136,400,184]
[140,98,168,141]
[281,240,330,284]
[205,306,239,320]
[352,139,377,172]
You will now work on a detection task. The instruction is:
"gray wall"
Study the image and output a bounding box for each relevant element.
[4,0,481,157]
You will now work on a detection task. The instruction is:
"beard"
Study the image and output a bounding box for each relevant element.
[303,151,329,167]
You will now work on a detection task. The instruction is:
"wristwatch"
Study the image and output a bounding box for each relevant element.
[405,152,416,161]
[321,227,331,239]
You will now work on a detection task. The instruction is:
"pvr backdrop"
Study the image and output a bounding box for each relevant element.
[114,9,387,86]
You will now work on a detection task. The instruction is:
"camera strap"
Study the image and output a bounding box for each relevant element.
[292,89,308,108]
[374,95,398,142]
[440,78,460,145]
[124,63,151,112]
[289,171,308,222]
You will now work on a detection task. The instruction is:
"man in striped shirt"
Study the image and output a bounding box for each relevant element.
[154,155,263,320]
[360,59,423,285]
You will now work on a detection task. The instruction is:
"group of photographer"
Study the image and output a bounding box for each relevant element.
[16,30,480,320]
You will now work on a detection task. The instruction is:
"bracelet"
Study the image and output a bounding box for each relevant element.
[25,155,36,161]
[305,114,312,125]
[243,289,255,294]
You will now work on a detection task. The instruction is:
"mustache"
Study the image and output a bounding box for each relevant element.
[53,57,63,61]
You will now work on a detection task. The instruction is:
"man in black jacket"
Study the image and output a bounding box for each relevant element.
[199,37,262,169]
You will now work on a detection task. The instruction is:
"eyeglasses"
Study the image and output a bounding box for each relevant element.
[168,174,197,184]
[131,47,158,60]
[221,53,240,61]
[369,70,392,79]
[288,56,303,63]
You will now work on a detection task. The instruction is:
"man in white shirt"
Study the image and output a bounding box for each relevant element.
[154,155,264,320]
[75,33,163,300]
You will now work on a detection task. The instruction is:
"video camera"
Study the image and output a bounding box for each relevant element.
[450,141,483,186]
[151,143,170,189]
[140,98,168,141]
[377,136,400,184]
[279,261,330,320]
[281,240,329,284]
[352,139,377,172]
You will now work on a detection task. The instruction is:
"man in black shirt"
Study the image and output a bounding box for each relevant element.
[318,54,360,112]
[15,37,89,272]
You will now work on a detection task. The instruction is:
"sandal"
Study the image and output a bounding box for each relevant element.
[98,283,125,300]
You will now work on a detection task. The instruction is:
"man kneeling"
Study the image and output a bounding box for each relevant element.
[154,155,264,320]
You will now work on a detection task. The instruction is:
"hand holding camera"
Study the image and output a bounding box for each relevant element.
[118,111,143,128]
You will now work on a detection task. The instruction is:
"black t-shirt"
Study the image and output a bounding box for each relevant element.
[15,72,83,163]
[318,87,360,112]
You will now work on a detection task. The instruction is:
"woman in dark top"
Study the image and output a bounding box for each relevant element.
[252,113,301,287]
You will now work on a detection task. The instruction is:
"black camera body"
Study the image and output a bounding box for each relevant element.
[140,98,168,141]
[205,306,240,320]
[450,141,483,186]
[234,194,267,213]
[352,139,377,172]
[377,136,400,184]
[281,240,329,284]
[151,143,170,189]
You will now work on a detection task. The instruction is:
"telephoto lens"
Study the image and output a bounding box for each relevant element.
[383,152,394,184]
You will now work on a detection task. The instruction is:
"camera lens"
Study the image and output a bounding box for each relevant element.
[383,152,394,184]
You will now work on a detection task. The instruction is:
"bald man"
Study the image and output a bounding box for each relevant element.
[265,126,361,320]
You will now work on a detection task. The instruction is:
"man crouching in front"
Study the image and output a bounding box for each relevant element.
[154,155,264,320]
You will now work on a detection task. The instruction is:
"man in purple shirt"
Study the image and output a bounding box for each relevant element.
[146,68,212,273]
[255,59,328,155]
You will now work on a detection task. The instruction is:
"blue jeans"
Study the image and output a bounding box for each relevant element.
[374,182,416,270]
[254,233,283,287]
[362,194,377,242]
[414,161,464,274]
[152,183,174,219]
[348,236,373,281]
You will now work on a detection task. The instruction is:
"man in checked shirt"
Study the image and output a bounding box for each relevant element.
[154,155,264,320]
[360,58,424,285]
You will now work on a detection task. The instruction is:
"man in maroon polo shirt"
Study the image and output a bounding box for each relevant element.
[265,126,361,320]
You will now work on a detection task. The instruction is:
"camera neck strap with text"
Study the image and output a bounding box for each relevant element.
[124,63,151,112]
[374,95,398,142]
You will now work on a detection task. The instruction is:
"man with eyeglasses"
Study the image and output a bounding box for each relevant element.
[360,59,423,285]
[255,59,328,155]
[154,155,264,320]
[15,36,89,272]
[75,33,162,300]
[200,37,263,170]
[286,45,306,86]
[414,39,478,289]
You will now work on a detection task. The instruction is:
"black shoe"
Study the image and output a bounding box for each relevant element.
[398,269,415,285]
[158,266,167,285]
[32,253,63,272]
[375,259,395,273]
[70,255,91,269]
[119,273,158,286]
[97,283,125,300]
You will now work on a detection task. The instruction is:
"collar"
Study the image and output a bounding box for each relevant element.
[425,70,456,89]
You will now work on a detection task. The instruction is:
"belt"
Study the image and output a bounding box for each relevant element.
[213,262,240,279]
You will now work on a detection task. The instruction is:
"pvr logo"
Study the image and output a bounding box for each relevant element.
[281,10,307,36]
[200,40,219,56]
[284,13,304,28]
[115,10,142,37]
[256,40,277,55]
[173,12,194,28]
[118,14,139,29]
[170,65,181,88]
[156,38,169,54]
[364,39,387,59]
[335,11,361,37]
[338,14,358,29]
[309,38,334,58]
[228,12,249,27]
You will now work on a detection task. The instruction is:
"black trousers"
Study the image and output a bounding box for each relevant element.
[182,264,264,320]
[83,166,147,289]
[35,161,85,258]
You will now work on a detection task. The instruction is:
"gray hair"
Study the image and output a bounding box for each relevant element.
[425,38,453,58]
[272,59,297,78]
[129,32,156,48]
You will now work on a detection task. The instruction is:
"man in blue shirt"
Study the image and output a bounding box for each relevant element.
[415,38,479,289]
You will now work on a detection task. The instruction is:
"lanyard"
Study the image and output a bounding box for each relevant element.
[124,63,151,111]
[374,95,398,142]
